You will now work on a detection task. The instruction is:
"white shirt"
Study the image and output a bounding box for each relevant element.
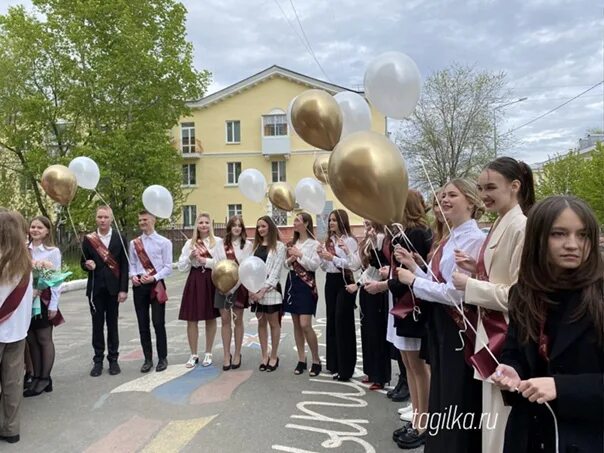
[97,228,113,248]
[0,276,34,343]
[350,233,385,283]
[320,235,358,273]
[228,238,253,264]
[412,219,486,306]
[177,237,225,272]
[29,243,62,311]
[285,238,321,272]
[128,231,173,281]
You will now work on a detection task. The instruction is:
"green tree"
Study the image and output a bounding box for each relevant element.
[0,0,210,230]
[396,64,510,189]
[536,142,604,223]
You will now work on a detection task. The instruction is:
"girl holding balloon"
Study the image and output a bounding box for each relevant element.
[318,209,358,381]
[250,216,286,372]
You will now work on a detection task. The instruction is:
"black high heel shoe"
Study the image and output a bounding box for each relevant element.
[293,360,307,375]
[266,357,279,372]
[309,362,322,377]
[259,360,268,372]
[24,377,52,397]
[223,354,232,371]
[231,354,242,370]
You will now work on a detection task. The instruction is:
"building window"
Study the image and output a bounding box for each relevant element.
[182,164,196,185]
[271,160,286,182]
[263,114,287,137]
[183,205,197,228]
[227,162,241,185]
[272,207,287,226]
[226,120,241,143]
[228,204,243,218]
[181,122,196,154]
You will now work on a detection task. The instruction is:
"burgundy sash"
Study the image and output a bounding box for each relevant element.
[468,230,509,379]
[132,237,168,304]
[0,275,30,323]
[223,243,249,308]
[384,237,415,320]
[431,237,479,366]
[39,288,65,326]
[85,233,120,279]
[194,240,213,261]
[325,237,354,284]
[287,241,318,303]
[538,319,549,362]
[224,243,239,264]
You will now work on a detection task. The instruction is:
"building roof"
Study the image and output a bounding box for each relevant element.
[187,65,360,110]
[531,142,599,171]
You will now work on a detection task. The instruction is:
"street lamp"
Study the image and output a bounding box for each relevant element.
[493,97,528,156]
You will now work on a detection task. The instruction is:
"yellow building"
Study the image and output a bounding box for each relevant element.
[172,65,386,237]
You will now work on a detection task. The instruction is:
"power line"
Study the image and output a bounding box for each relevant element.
[506,80,604,134]
[271,0,313,56]
[286,0,331,82]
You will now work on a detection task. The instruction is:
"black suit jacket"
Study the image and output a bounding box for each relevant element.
[81,231,129,297]
[500,288,604,453]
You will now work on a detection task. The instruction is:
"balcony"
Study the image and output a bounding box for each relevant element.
[262,135,291,157]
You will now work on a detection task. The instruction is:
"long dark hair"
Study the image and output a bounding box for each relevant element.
[484,156,535,215]
[225,215,247,250]
[359,221,385,268]
[29,215,56,248]
[292,212,315,244]
[509,196,604,346]
[324,209,352,247]
[404,190,430,229]
[253,215,281,252]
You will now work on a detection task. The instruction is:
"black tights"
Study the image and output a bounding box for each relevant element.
[27,326,55,391]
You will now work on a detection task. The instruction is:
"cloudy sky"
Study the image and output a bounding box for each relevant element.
[2,0,603,164]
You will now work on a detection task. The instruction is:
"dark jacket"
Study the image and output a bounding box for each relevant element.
[500,288,604,453]
[80,231,129,297]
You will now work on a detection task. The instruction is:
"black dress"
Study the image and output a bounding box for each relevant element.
[500,288,604,453]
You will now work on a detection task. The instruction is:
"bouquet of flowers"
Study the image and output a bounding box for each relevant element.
[32,260,72,318]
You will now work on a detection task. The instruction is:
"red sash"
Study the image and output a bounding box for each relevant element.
[383,237,415,320]
[224,243,239,264]
[326,237,354,284]
[468,230,509,379]
[431,237,479,366]
[194,239,213,261]
[39,288,65,326]
[287,241,318,303]
[538,318,549,362]
[0,275,30,323]
[85,233,120,279]
[132,237,168,304]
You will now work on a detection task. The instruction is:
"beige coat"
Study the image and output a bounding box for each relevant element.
[464,203,526,453]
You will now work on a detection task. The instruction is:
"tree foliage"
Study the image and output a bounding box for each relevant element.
[0,0,210,231]
[397,64,510,189]
[536,142,604,223]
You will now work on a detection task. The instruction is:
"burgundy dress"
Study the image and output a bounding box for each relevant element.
[179,242,219,321]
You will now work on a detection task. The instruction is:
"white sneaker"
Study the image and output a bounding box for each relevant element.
[201,353,213,367]
[185,355,199,368]
[400,410,415,422]
[398,404,413,414]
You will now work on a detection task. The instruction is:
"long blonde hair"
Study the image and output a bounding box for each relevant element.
[446,178,486,220]
[0,211,32,284]
[191,212,216,248]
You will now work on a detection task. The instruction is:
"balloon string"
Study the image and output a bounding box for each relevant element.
[94,189,132,268]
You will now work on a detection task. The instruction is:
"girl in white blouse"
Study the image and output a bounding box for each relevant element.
[25,215,63,397]
[397,179,486,452]
[283,212,321,376]
[214,215,253,371]
[178,213,222,368]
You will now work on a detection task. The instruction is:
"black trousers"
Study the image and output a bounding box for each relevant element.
[359,289,391,384]
[133,282,167,361]
[90,288,119,364]
[325,273,357,380]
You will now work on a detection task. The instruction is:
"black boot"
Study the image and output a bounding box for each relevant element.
[391,377,410,402]
[387,373,405,399]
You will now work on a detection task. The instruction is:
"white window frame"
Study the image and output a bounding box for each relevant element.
[262,114,288,137]
[182,164,196,186]
[225,120,241,144]
[226,162,242,185]
[272,207,287,226]
[271,160,286,182]
[181,122,196,154]
[183,205,197,228]
[227,204,243,218]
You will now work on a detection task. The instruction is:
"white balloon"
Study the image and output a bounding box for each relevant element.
[295,178,326,215]
[142,185,173,219]
[238,169,267,203]
[239,256,267,293]
[68,156,100,190]
[364,52,421,119]
[334,92,372,139]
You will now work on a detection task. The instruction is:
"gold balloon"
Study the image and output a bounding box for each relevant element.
[291,89,343,151]
[313,155,330,184]
[328,131,409,226]
[40,165,78,206]
[268,182,296,211]
[211,260,239,294]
